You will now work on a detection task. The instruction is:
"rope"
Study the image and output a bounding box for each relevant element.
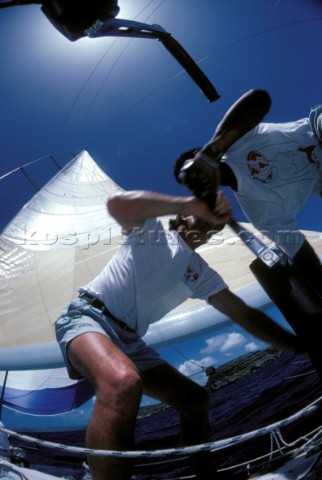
[215,426,322,475]
[270,430,284,458]
[1,396,321,459]
[221,446,290,473]
[275,424,322,450]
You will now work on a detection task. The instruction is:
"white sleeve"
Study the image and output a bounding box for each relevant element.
[309,105,322,144]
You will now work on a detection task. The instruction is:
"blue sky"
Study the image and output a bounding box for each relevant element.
[0,0,322,399]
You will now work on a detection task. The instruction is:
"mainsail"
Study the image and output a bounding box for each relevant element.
[0,151,124,352]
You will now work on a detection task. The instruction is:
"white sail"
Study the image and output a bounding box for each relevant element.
[0,151,124,353]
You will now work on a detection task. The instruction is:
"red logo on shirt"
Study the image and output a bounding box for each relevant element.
[184,266,199,281]
[247,150,273,183]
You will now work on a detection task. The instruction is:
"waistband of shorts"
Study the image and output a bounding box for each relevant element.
[79,292,135,333]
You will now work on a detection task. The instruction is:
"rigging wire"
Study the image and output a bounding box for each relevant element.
[170,345,209,379]
[0,151,74,182]
[60,37,120,129]
[79,0,167,126]
[88,16,322,139]
[61,0,166,128]
[170,345,205,370]
[79,37,132,129]
[195,17,322,67]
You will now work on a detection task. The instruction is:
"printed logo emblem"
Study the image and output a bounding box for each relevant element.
[184,266,199,281]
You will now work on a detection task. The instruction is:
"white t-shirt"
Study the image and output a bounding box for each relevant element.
[224,106,322,258]
[82,218,227,336]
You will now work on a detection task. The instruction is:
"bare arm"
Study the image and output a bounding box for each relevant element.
[208,289,302,352]
[107,190,232,231]
[203,88,272,156]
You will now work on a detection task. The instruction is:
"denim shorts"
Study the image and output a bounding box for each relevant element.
[55,297,165,379]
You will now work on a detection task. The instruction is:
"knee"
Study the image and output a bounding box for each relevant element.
[96,367,142,409]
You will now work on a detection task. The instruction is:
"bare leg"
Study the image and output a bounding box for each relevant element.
[141,363,218,479]
[68,332,142,480]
